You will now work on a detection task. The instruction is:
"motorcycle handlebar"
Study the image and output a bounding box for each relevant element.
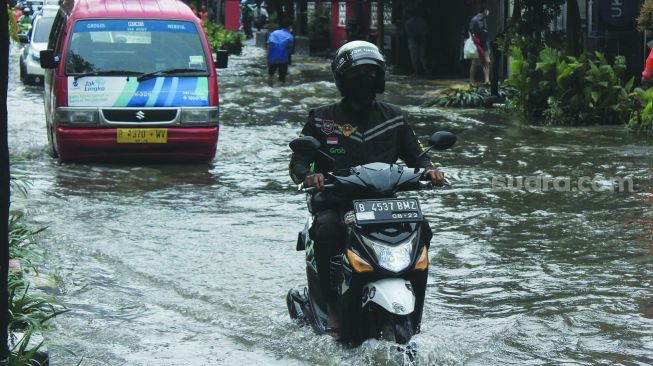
[418,178,452,190]
[300,184,335,193]
[300,179,451,193]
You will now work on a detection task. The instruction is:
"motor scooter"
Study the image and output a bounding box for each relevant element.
[286,131,456,353]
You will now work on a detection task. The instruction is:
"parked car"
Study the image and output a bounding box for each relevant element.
[20,9,56,84]
[40,0,227,162]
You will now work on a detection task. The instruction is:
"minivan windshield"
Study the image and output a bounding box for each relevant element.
[65,19,209,76]
[33,16,55,43]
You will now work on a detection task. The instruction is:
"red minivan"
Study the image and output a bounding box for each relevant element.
[40,0,226,162]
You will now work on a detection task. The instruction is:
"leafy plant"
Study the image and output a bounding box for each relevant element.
[202,21,245,55]
[628,87,653,134]
[9,214,46,270]
[7,199,70,365]
[507,46,637,126]
[9,326,45,366]
[8,273,69,331]
[10,175,31,198]
[425,85,518,108]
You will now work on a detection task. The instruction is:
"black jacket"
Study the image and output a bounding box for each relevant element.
[290,100,433,184]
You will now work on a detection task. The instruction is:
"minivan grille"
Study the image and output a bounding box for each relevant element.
[102,109,178,123]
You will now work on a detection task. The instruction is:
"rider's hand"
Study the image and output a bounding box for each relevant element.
[304,173,325,191]
[425,169,445,186]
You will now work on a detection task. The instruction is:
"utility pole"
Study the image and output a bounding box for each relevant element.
[376,0,384,50]
[0,0,11,362]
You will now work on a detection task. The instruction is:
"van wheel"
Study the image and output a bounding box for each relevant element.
[47,124,58,158]
[19,63,26,83]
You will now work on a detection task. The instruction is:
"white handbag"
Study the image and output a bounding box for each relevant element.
[463,34,479,59]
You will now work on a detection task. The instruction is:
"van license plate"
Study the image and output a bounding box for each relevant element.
[116,129,168,143]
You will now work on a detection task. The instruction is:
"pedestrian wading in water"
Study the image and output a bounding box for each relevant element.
[267,19,294,87]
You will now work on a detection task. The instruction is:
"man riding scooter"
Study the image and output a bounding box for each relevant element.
[18,6,33,36]
[289,41,445,334]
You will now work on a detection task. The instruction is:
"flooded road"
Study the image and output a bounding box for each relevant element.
[8,41,653,365]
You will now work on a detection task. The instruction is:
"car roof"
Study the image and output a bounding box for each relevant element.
[41,4,59,15]
[61,0,196,21]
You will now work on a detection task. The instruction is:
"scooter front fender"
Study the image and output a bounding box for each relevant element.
[361,278,415,315]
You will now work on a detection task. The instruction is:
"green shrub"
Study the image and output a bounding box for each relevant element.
[9,273,68,331]
[202,21,245,55]
[628,87,653,134]
[7,183,69,365]
[507,46,636,126]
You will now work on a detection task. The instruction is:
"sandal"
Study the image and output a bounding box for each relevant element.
[325,326,340,340]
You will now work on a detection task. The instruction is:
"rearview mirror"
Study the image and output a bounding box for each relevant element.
[40,50,59,69]
[214,50,228,69]
[428,131,457,150]
[289,136,321,153]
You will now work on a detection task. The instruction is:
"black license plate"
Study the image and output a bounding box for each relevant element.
[353,198,423,224]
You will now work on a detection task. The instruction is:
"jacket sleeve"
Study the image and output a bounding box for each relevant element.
[643,48,653,79]
[398,115,434,170]
[289,110,319,184]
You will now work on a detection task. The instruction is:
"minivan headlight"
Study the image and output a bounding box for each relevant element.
[55,108,99,125]
[362,233,417,272]
[181,107,219,125]
[31,51,40,62]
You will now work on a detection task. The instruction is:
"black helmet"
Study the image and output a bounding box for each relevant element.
[331,41,386,95]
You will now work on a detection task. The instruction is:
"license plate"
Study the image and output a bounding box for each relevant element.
[353,198,423,224]
[116,128,168,143]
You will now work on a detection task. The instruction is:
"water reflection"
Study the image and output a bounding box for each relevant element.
[51,162,219,196]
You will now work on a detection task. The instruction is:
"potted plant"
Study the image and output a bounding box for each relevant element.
[203,21,245,56]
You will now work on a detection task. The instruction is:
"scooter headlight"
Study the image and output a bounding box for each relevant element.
[362,233,417,272]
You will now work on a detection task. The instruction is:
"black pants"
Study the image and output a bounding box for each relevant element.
[268,63,289,82]
[310,209,346,303]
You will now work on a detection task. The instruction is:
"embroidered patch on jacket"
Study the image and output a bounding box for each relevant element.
[327,137,338,145]
[329,147,346,154]
[321,119,335,135]
[337,123,358,137]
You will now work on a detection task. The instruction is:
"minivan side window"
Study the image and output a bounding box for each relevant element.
[48,11,66,55]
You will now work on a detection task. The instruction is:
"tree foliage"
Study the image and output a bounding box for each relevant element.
[498,0,566,57]
[638,0,653,32]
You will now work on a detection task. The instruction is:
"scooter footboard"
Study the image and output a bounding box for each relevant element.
[361,278,415,315]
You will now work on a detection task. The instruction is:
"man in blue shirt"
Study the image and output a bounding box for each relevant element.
[267,19,294,87]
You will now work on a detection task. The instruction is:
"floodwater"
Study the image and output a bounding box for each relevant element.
[7,40,653,365]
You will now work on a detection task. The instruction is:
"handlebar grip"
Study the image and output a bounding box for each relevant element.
[302,184,335,193]
[419,178,452,189]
